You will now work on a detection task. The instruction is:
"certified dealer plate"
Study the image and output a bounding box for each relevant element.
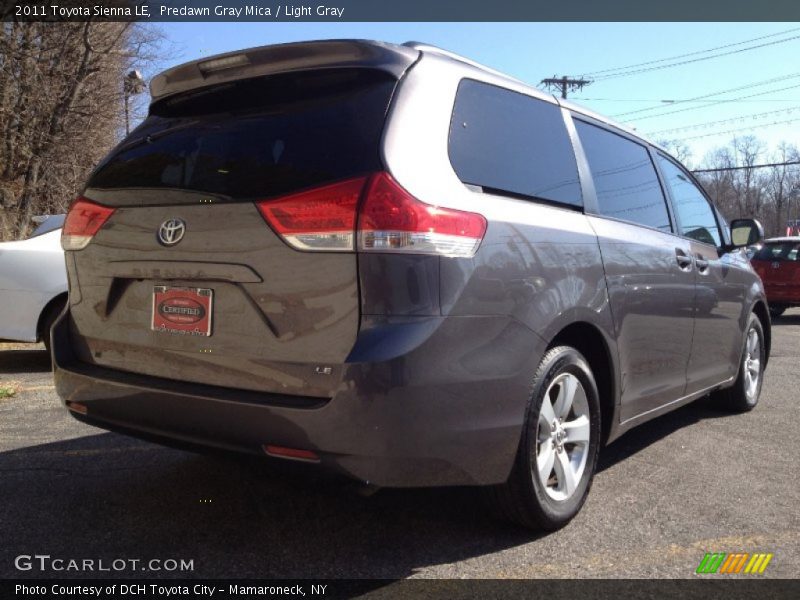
[151,286,213,336]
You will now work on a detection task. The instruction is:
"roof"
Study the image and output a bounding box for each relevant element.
[148,38,665,153]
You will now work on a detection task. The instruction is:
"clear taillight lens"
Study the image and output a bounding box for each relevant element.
[61,197,115,251]
[256,172,486,257]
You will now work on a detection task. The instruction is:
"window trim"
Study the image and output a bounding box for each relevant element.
[654,152,724,249]
[447,77,584,210]
[570,114,675,235]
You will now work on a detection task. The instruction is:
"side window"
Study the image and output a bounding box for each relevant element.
[574,120,671,232]
[656,155,722,247]
[449,79,582,207]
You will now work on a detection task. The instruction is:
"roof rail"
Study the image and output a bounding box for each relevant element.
[402,41,526,85]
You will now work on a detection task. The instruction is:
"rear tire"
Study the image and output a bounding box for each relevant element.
[486,346,601,530]
[713,313,765,413]
[768,305,785,318]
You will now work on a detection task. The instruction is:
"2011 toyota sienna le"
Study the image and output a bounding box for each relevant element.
[53,40,770,530]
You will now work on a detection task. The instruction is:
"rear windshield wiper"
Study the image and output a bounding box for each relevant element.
[115,119,205,153]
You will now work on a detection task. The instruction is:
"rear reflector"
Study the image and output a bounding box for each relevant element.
[263,445,320,462]
[256,172,486,257]
[61,197,115,251]
[66,402,88,415]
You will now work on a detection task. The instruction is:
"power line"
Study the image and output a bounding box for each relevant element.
[611,72,800,118]
[675,117,800,141]
[692,160,800,174]
[586,27,800,77]
[589,32,800,81]
[620,82,800,123]
[646,106,800,136]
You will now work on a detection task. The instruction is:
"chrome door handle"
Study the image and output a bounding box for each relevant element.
[676,249,693,271]
[695,256,709,274]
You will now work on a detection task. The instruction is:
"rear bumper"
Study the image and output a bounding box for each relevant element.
[764,287,800,305]
[52,309,544,487]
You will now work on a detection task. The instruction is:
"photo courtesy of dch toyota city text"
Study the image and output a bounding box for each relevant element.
[0,1,798,598]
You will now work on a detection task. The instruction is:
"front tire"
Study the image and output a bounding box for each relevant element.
[713,313,765,413]
[487,346,601,530]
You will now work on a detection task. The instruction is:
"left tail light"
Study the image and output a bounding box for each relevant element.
[61,197,115,251]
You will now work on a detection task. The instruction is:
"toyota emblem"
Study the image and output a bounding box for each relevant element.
[158,218,186,246]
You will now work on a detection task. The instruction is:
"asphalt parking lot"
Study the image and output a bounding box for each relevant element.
[1,316,798,580]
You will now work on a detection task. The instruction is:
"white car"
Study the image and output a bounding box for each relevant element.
[0,215,67,351]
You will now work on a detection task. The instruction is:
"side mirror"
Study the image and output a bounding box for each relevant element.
[729,218,764,250]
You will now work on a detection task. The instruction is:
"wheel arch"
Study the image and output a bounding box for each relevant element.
[37,292,68,342]
[548,321,617,445]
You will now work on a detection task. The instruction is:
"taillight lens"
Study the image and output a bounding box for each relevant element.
[61,197,115,251]
[256,177,367,251]
[358,172,487,257]
[256,172,486,257]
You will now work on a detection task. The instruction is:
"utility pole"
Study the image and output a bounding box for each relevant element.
[540,75,592,99]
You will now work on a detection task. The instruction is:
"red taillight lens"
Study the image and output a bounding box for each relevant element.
[256,177,368,251]
[358,172,487,257]
[256,172,486,257]
[61,197,115,251]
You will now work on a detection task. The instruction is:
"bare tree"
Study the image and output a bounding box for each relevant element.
[0,22,164,240]
[657,138,693,168]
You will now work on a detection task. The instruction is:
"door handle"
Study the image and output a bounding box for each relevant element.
[695,255,710,274]
[675,249,693,271]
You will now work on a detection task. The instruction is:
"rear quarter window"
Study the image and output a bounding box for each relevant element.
[448,79,582,208]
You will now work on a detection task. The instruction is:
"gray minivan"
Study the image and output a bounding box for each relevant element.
[53,40,769,530]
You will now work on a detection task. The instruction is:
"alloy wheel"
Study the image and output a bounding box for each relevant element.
[534,373,591,501]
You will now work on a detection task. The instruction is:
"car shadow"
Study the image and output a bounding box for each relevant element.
[0,348,51,373]
[0,393,739,580]
[597,395,731,472]
[0,432,540,580]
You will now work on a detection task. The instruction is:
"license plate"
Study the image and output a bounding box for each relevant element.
[152,286,213,336]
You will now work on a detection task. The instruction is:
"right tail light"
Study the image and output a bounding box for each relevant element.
[256,172,486,257]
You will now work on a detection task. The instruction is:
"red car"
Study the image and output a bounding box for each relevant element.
[751,237,800,317]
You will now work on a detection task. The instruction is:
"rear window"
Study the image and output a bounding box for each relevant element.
[754,242,800,262]
[448,79,582,208]
[87,69,396,199]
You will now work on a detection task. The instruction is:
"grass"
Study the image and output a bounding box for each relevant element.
[0,384,18,399]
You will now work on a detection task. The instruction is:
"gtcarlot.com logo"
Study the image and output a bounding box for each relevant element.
[14,554,194,573]
[696,552,773,574]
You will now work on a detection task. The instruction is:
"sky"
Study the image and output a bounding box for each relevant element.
[154,22,800,168]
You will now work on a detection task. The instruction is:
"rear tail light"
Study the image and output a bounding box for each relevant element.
[256,172,486,257]
[61,197,115,251]
[358,172,487,257]
[255,176,366,252]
